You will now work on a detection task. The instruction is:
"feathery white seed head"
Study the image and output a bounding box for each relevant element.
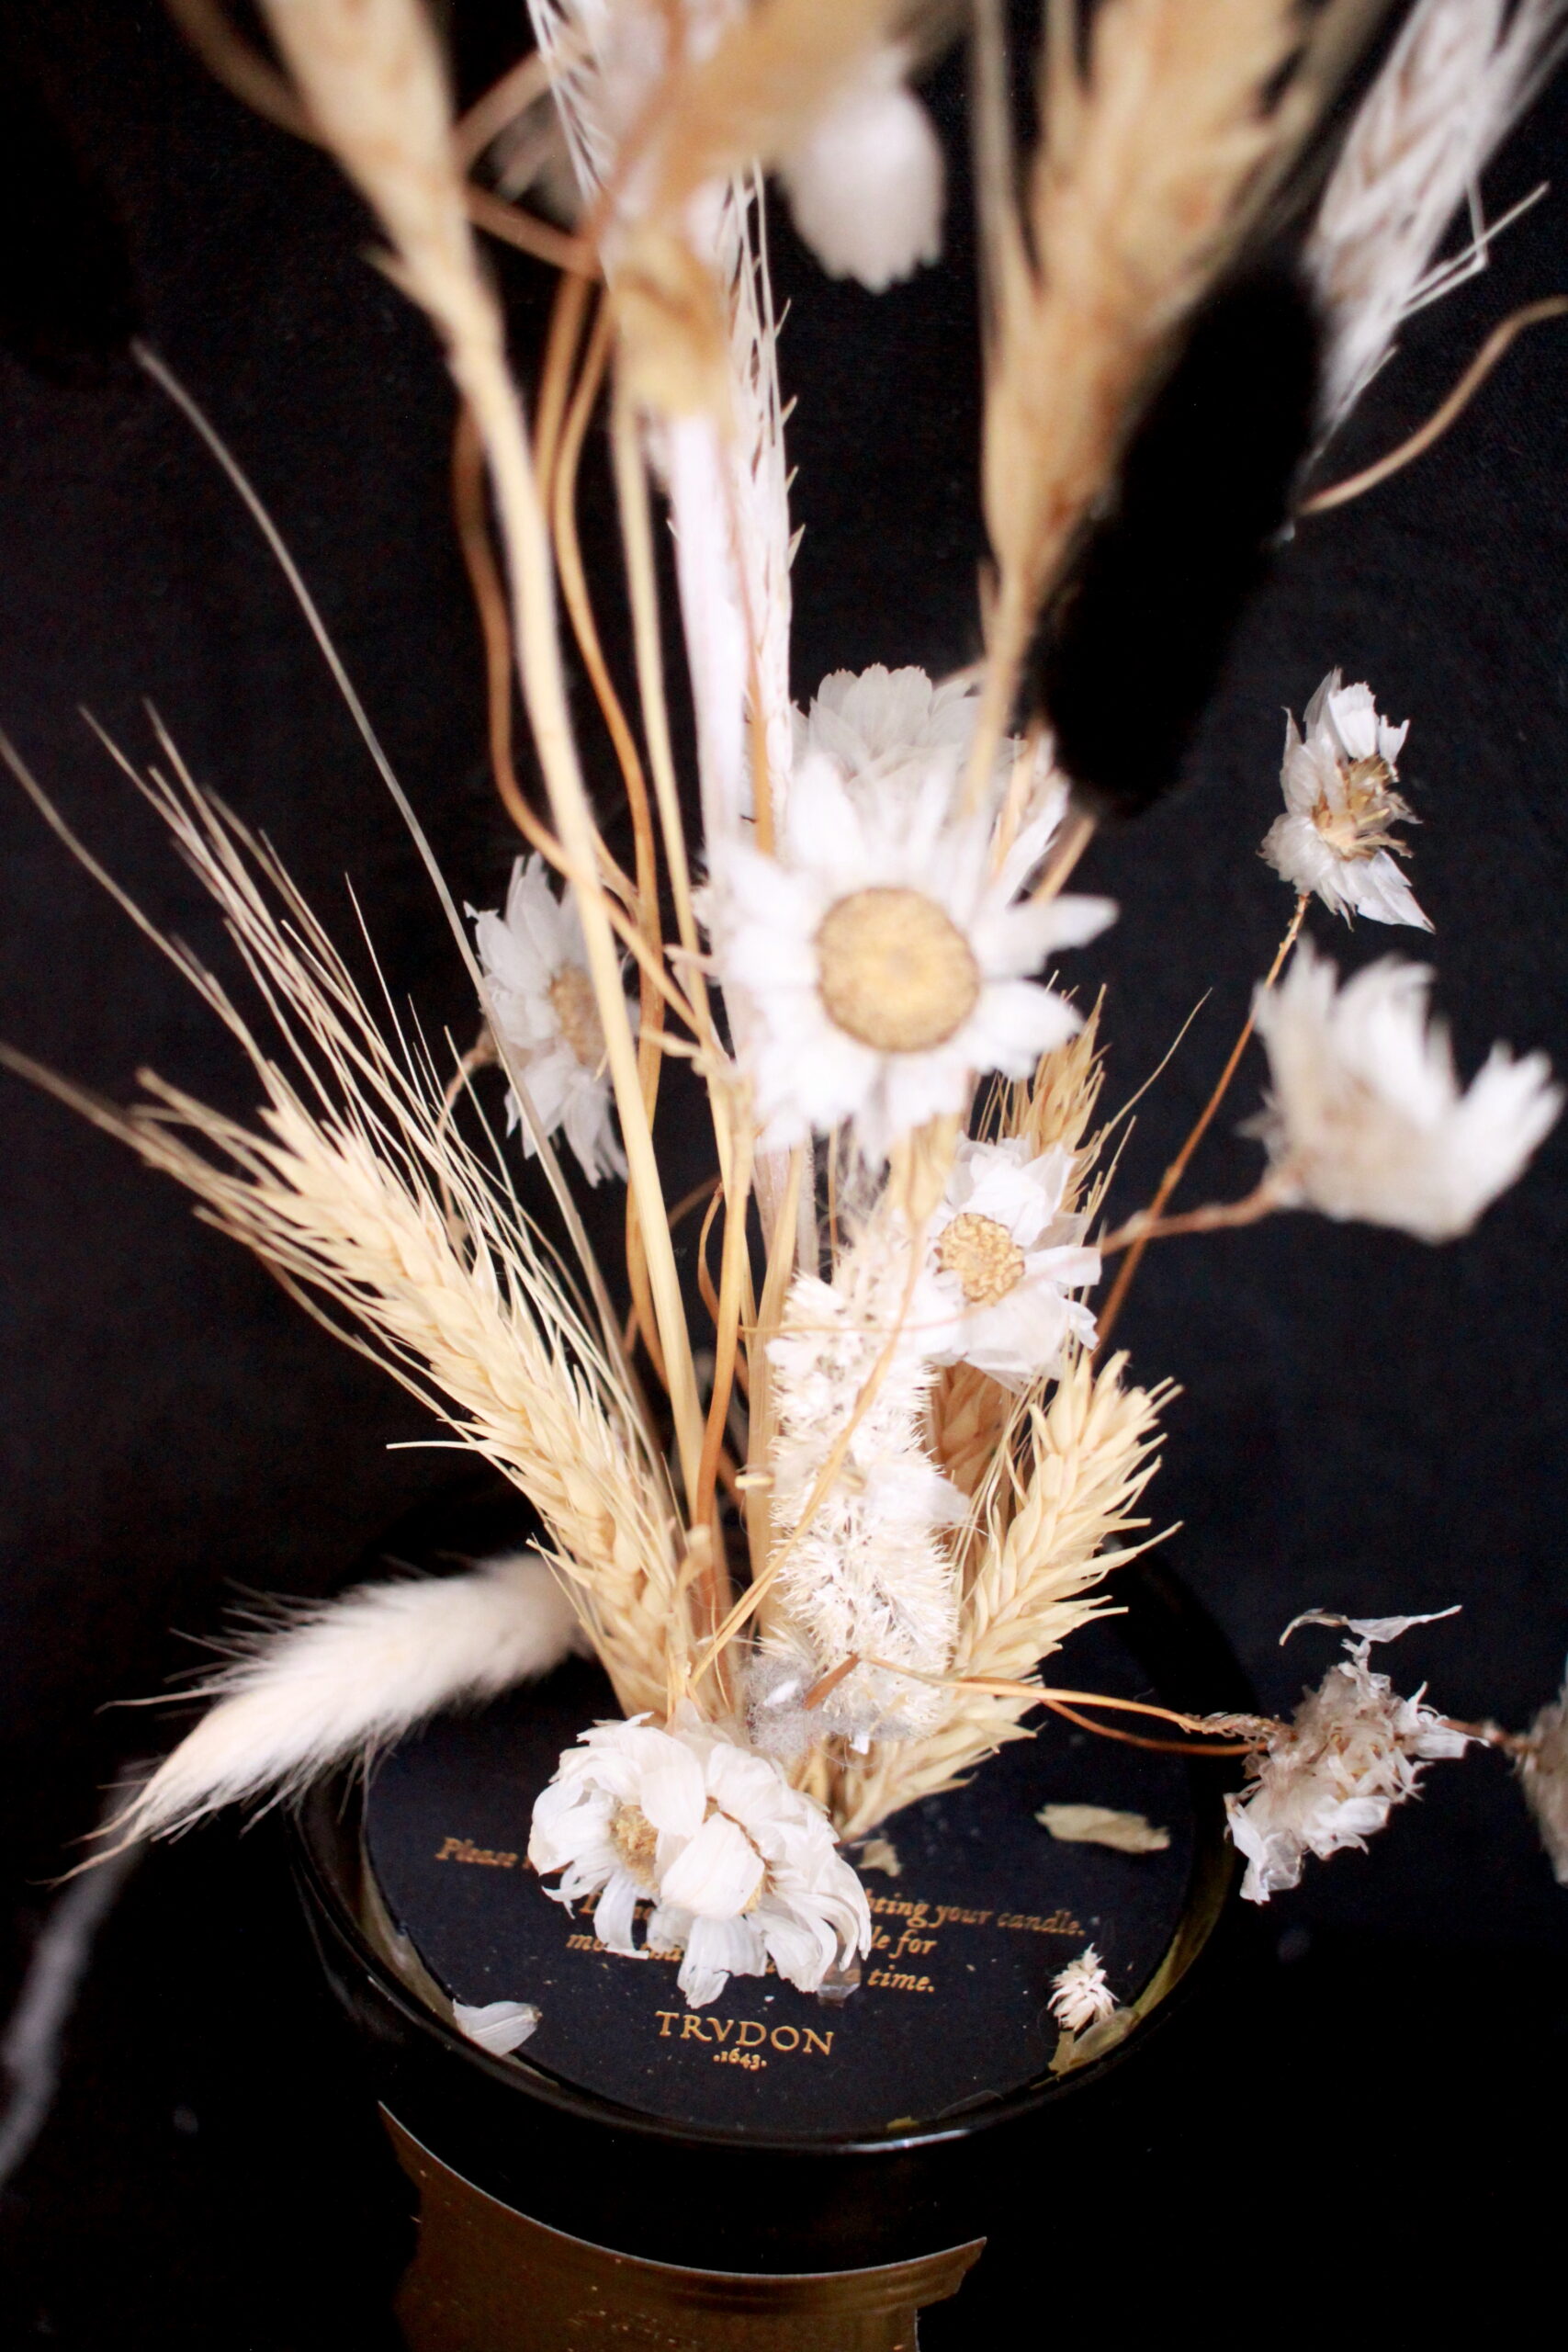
[1308,0,1568,429]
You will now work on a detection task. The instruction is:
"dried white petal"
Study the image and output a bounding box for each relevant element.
[761,1222,963,1744]
[1048,1945,1118,2033]
[453,1999,541,2057]
[1037,1804,1170,1856]
[470,855,630,1183]
[529,1712,871,2007]
[778,51,944,293]
[1260,671,1430,931]
[1248,940,1561,1242]
[1280,1606,1461,1647]
[856,1835,902,1879]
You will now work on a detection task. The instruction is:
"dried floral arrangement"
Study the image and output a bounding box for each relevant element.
[7,0,1568,2048]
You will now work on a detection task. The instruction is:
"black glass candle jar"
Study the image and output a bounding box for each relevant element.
[291,1486,1248,2348]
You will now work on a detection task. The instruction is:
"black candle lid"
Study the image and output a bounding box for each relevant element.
[293,1488,1248,2270]
[366,1614,1203,2139]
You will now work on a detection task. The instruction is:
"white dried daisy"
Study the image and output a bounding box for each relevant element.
[1049,1946,1118,2034]
[1519,1676,1568,1887]
[799,663,982,775]
[776,46,943,293]
[1226,1616,1472,1904]
[921,1137,1100,1390]
[470,854,628,1184]
[709,753,1114,1159]
[528,1713,871,2007]
[1247,941,1561,1242]
[1261,672,1429,930]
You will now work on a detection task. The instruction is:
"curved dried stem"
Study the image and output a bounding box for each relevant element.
[1302,295,1568,514]
[1098,895,1306,1342]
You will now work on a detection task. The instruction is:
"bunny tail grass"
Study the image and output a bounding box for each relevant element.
[104,1553,579,1845]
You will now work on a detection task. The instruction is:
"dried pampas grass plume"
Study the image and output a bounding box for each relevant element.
[106,1554,580,1845]
[838,1351,1169,1838]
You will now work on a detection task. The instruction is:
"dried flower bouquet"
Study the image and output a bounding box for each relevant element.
[9,0,1568,2030]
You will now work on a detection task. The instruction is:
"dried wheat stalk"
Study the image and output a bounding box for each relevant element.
[1308,0,1568,430]
[969,0,1305,792]
[13,737,682,1718]
[839,1350,1170,1838]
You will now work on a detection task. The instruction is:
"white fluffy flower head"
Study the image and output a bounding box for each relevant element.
[921,1136,1100,1390]
[528,1712,871,2007]
[470,855,627,1185]
[758,1230,964,1748]
[1227,1611,1472,1904]
[776,45,944,293]
[710,752,1113,1160]
[1261,672,1429,930]
[1049,1945,1117,2034]
[1248,941,1561,1242]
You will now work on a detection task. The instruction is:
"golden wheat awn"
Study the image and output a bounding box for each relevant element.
[839,1351,1170,1838]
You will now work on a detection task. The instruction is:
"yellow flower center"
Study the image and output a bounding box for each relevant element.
[1311,754,1414,863]
[814,888,980,1054]
[611,1803,660,1886]
[936,1211,1026,1306]
[548,964,606,1069]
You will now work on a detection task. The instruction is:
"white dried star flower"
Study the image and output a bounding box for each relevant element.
[1049,1946,1118,2033]
[776,47,943,293]
[1247,941,1561,1242]
[1519,1678,1568,1887]
[709,752,1114,1159]
[922,1137,1100,1391]
[470,854,627,1184]
[1307,0,1568,432]
[1261,672,1430,931]
[528,1713,871,2008]
[1226,1617,1472,1904]
[759,1228,964,1748]
[796,663,1066,828]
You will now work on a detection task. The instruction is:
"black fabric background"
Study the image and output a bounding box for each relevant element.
[1,4,1565,2340]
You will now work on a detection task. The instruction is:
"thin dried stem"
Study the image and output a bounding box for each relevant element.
[1100,1179,1283,1256]
[1302,295,1568,514]
[1098,895,1307,1341]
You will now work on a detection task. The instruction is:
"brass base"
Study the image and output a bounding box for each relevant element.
[384,2111,985,2352]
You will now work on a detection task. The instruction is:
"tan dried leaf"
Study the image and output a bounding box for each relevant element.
[1036,1803,1170,1853]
